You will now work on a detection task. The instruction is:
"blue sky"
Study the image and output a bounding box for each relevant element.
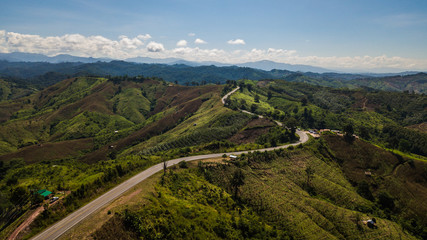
[1,0,427,71]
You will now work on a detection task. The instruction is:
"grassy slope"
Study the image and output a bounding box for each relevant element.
[0,79,35,101]
[0,77,226,163]
[93,169,281,240]
[93,137,422,239]
[323,135,427,235]
[207,150,414,239]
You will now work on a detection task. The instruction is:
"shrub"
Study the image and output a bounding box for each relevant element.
[179,161,188,169]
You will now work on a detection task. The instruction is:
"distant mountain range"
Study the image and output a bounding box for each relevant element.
[2,52,426,75]
[0,60,426,94]
[0,52,333,73]
[0,52,111,64]
[125,57,332,73]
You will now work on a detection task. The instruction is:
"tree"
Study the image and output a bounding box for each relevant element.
[301,96,308,106]
[163,160,168,175]
[31,193,44,206]
[293,107,299,114]
[10,186,29,207]
[343,123,355,143]
[359,126,370,140]
[357,181,374,201]
[178,161,188,168]
[230,169,245,197]
[267,91,272,100]
[239,82,245,91]
[305,166,315,195]
[305,166,315,186]
[250,104,258,113]
[378,191,395,210]
[254,94,260,103]
[398,139,411,152]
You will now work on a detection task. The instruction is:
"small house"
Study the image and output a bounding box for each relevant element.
[37,189,52,199]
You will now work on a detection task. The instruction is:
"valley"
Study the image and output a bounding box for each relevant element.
[0,73,425,240]
[2,1,427,239]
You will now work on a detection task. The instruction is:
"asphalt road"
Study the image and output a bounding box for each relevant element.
[31,130,308,240]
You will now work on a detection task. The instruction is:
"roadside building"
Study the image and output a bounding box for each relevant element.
[37,189,52,199]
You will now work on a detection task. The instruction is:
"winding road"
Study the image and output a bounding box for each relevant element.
[31,87,309,240]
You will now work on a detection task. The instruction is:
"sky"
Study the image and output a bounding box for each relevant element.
[1,0,427,72]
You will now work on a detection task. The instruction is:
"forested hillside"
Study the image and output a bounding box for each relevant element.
[92,136,427,239]
[1,61,426,93]
[225,79,427,157]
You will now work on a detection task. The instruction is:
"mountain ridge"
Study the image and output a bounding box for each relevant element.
[2,52,425,75]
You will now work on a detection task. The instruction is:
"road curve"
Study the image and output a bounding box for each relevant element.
[31,130,308,240]
[32,86,307,240]
[221,86,240,104]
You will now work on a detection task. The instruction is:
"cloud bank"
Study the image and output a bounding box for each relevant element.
[0,30,426,71]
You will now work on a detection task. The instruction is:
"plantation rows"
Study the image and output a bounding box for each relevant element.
[199,147,416,239]
[142,125,243,155]
[141,111,252,155]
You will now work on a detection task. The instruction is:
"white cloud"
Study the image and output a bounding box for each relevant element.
[0,30,426,71]
[146,41,164,52]
[188,33,195,37]
[176,40,187,47]
[194,38,207,44]
[137,34,152,40]
[0,30,154,58]
[227,39,246,45]
[119,35,144,49]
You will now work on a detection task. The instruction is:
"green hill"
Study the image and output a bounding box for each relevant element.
[0,76,426,239]
[226,79,427,157]
[92,135,426,239]
[0,76,278,237]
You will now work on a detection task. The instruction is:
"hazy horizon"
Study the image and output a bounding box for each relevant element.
[1,0,427,72]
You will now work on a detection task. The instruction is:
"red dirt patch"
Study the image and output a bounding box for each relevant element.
[228,118,275,144]
[152,85,221,114]
[82,97,205,163]
[0,138,93,164]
